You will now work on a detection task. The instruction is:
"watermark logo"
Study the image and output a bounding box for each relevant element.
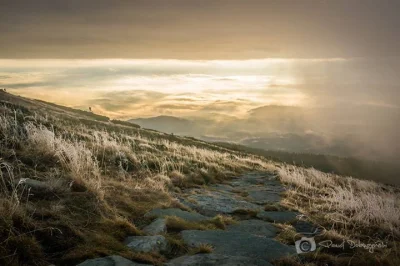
[294,214,322,254]
[295,235,388,254]
[295,236,316,254]
[294,214,388,254]
[318,239,388,253]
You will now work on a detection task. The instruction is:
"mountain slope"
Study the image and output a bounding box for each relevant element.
[0,91,273,265]
[129,115,195,135]
[0,91,398,266]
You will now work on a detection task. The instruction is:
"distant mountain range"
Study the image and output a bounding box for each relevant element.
[129,116,195,135]
[128,105,400,163]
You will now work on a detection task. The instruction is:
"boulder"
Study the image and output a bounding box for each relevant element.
[165,253,272,266]
[124,235,168,253]
[226,219,278,237]
[181,230,296,262]
[294,220,323,235]
[145,208,209,221]
[256,211,299,223]
[247,189,281,204]
[76,255,150,266]
[187,191,262,216]
[16,178,51,191]
[143,218,167,235]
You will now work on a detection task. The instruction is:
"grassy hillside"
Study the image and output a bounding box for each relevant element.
[0,91,272,265]
[0,91,399,265]
[215,142,400,186]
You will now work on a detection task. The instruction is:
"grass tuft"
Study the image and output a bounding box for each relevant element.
[189,243,214,255]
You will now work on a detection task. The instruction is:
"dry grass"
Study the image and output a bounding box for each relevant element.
[189,243,214,255]
[1,93,399,265]
[209,214,237,229]
[278,165,400,235]
[165,216,217,232]
[277,164,400,265]
[274,224,298,245]
[165,215,235,232]
[0,97,274,265]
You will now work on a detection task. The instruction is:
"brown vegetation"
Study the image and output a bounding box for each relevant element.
[0,92,271,265]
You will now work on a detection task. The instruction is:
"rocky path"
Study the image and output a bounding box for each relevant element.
[78,172,314,266]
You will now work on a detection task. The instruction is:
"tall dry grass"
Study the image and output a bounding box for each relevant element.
[278,165,400,235]
[1,103,274,197]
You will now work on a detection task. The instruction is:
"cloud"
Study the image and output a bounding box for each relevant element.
[2,82,49,88]
[89,90,167,112]
[1,1,400,59]
[155,103,201,111]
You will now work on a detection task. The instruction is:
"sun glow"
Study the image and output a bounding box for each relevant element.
[0,58,319,118]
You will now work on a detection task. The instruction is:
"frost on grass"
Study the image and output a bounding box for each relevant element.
[0,100,279,265]
[278,165,400,235]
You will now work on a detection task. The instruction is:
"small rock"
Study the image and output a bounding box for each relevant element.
[76,255,150,266]
[187,192,262,216]
[181,230,296,262]
[226,219,278,237]
[247,189,281,204]
[144,208,209,221]
[165,253,272,266]
[256,211,299,223]
[143,218,167,235]
[210,184,234,193]
[294,220,323,235]
[15,178,51,191]
[124,235,168,253]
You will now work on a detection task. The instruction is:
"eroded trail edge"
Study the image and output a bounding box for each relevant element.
[78,172,317,266]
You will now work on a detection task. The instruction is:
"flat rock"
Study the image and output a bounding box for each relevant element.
[165,253,272,266]
[145,208,209,221]
[181,230,296,262]
[143,218,167,235]
[15,178,52,191]
[210,184,234,193]
[76,255,150,266]
[246,189,281,204]
[226,219,278,237]
[257,211,299,223]
[124,235,168,253]
[294,220,323,235]
[187,191,262,216]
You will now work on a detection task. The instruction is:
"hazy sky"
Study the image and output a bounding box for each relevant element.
[0,0,399,119]
[1,0,400,59]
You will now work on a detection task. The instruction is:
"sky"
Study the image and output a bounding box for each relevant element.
[0,0,399,119]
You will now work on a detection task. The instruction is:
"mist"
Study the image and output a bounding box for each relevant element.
[1,57,399,162]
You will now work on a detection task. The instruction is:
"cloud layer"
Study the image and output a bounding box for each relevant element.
[1,0,399,59]
[1,58,399,118]
[1,57,399,162]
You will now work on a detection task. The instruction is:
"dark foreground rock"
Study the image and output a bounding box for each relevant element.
[257,211,299,223]
[294,220,324,235]
[226,219,278,237]
[165,253,273,266]
[77,171,302,266]
[145,208,209,221]
[143,218,167,235]
[246,187,282,204]
[124,235,168,253]
[180,172,285,216]
[15,178,65,193]
[181,230,296,262]
[76,255,150,266]
[186,191,263,216]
